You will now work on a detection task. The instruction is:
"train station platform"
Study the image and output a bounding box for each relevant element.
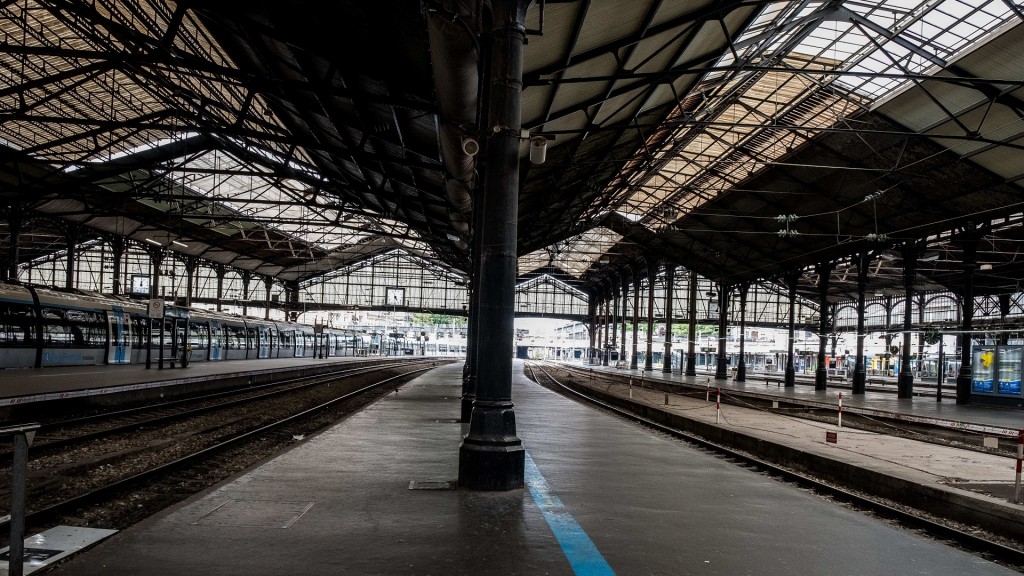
[576,362,1024,436]
[36,360,1021,575]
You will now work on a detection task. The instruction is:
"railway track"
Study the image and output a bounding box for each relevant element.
[0,359,431,463]
[0,359,448,543]
[524,361,1024,571]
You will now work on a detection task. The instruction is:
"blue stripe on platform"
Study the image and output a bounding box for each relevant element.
[524,452,615,575]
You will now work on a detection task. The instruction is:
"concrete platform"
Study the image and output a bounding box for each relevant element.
[44,361,1020,575]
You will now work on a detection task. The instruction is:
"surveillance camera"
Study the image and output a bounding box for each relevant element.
[461,136,479,156]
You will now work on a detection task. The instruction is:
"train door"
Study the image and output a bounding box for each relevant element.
[106,306,132,364]
[209,319,224,360]
[293,329,304,357]
[258,324,270,358]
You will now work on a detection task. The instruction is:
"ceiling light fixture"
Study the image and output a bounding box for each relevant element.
[144,238,162,246]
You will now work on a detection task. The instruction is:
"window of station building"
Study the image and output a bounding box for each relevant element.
[0,302,38,347]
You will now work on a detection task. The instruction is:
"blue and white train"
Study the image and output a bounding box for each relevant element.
[0,282,367,369]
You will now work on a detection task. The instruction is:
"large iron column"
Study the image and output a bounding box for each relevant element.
[815,262,831,391]
[737,283,748,382]
[715,284,729,380]
[663,264,674,374]
[784,272,797,387]
[685,269,697,376]
[588,299,597,364]
[598,289,606,364]
[620,275,628,366]
[5,206,22,281]
[853,253,870,394]
[898,243,918,398]
[458,0,531,490]
[644,261,656,371]
[956,235,978,405]
[630,270,640,370]
[610,281,619,366]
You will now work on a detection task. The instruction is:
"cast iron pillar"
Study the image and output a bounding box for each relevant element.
[183,256,196,307]
[784,271,798,387]
[240,271,252,317]
[263,276,273,320]
[602,291,610,366]
[620,275,628,366]
[63,222,80,290]
[814,262,831,391]
[898,243,918,398]
[458,0,530,491]
[588,299,597,364]
[630,270,640,370]
[109,236,125,296]
[644,260,657,371]
[956,233,979,405]
[685,269,698,376]
[215,264,225,312]
[737,283,748,381]
[715,283,729,380]
[5,205,22,281]
[610,281,619,366]
[663,264,674,374]
[853,253,871,394]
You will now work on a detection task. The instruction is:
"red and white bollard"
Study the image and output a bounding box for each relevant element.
[706,377,711,402]
[716,387,721,424]
[1015,429,1023,504]
[838,392,843,428]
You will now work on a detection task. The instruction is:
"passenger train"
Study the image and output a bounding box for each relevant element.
[0,282,367,369]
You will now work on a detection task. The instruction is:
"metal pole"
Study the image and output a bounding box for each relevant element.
[936,337,944,402]
[7,425,38,576]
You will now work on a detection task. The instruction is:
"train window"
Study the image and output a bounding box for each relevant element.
[0,302,37,347]
[188,321,209,349]
[226,324,246,349]
[40,307,106,348]
[245,327,257,350]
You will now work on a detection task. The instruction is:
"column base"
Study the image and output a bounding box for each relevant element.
[814,366,827,390]
[458,400,524,491]
[737,361,747,382]
[897,372,914,398]
[458,441,525,491]
[784,364,795,387]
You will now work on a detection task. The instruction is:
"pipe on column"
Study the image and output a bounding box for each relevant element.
[458,0,531,491]
[602,291,610,366]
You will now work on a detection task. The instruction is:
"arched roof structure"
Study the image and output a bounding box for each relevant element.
[2,0,1024,307]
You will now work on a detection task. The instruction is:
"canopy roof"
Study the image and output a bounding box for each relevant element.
[1,0,1023,304]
